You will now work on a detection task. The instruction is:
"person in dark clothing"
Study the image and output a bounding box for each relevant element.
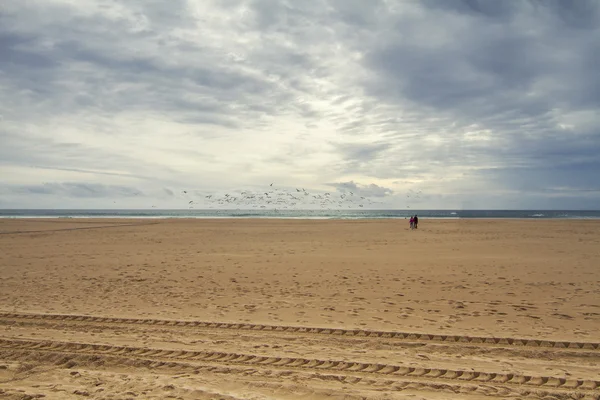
[414,215,419,229]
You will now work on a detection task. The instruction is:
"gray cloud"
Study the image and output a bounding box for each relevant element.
[1,0,599,209]
[30,166,149,180]
[359,1,600,134]
[7,183,141,198]
[327,180,393,198]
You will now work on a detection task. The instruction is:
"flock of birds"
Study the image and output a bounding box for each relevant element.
[174,184,422,211]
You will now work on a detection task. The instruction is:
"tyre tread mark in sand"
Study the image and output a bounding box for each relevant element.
[2,349,588,400]
[0,338,597,393]
[1,312,598,351]
[0,222,160,235]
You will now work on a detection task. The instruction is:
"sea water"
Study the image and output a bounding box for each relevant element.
[1,209,599,219]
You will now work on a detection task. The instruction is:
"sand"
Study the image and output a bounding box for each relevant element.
[0,218,599,399]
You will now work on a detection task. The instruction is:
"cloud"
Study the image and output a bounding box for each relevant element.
[327,180,393,198]
[357,0,600,172]
[7,182,141,198]
[1,0,599,209]
[31,166,150,179]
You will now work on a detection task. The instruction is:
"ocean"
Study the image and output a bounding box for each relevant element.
[1,209,599,219]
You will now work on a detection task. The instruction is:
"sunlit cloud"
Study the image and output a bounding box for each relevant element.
[1,0,599,209]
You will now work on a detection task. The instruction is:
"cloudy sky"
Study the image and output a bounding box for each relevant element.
[1,0,599,209]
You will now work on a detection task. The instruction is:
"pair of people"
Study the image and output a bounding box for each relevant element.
[409,215,419,230]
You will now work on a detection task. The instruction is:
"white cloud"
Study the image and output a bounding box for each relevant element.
[1,0,599,209]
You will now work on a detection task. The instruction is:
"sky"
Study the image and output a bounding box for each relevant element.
[1,0,599,210]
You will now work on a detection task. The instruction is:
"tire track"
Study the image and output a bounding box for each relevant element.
[1,312,598,351]
[0,338,598,394]
[4,349,580,400]
[0,222,160,235]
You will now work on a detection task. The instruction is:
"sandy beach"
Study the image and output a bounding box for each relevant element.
[1,218,599,399]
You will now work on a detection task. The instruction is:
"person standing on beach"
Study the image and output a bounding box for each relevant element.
[409,216,414,230]
[414,215,419,229]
